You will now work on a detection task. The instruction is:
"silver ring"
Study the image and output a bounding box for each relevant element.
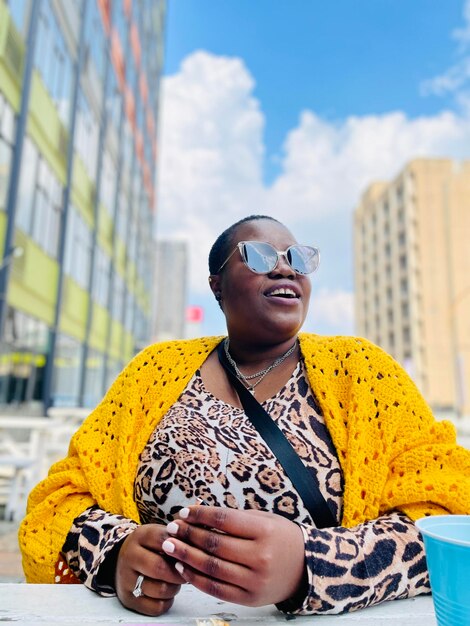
[132,574,145,598]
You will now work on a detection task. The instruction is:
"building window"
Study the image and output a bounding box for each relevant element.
[396,185,403,204]
[401,278,408,296]
[64,205,92,289]
[52,333,83,406]
[400,254,407,269]
[74,91,99,180]
[116,190,129,243]
[111,273,125,321]
[17,137,63,258]
[35,0,73,125]
[83,0,106,81]
[0,94,15,211]
[83,348,104,407]
[33,159,63,257]
[7,0,29,35]
[0,309,48,406]
[100,150,117,216]
[92,246,110,307]
[16,137,38,230]
[128,215,138,265]
[106,71,122,135]
[403,326,411,345]
[124,290,135,332]
[105,358,123,393]
[398,231,406,247]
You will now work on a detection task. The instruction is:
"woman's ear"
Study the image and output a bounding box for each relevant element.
[208,275,223,308]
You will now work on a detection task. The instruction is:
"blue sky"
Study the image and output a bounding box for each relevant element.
[156,0,470,338]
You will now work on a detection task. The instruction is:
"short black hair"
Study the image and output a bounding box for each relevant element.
[208,215,281,274]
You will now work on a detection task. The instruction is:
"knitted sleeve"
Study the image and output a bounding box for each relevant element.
[18,338,218,584]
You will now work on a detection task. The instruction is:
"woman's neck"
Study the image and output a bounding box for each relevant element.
[225,336,299,371]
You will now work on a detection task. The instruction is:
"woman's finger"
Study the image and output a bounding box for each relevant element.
[132,575,182,601]
[177,505,267,538]
[173,561,253,606]
[128,594,177,618]
[131,523,169,551]
[166,519,254,566]
[161,536,251,590]
[136,550,186,585]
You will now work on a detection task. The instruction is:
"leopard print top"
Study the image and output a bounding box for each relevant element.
[62,361,429,615]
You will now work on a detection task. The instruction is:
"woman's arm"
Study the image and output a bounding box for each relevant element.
[60,504,185,616]
[160,505,429,614]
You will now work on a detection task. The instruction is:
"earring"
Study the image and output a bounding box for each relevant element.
[215,292,222,302]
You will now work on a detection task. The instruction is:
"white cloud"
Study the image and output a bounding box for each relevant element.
[454,0,470,48]
[156,51,266,294]
[268,108,470,230]
[157,21,470,336]
[305,288,354,335]
[421,0,470,96]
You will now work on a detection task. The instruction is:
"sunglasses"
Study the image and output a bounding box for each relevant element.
[217,241,320,275]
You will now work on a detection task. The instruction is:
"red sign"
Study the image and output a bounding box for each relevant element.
[186,306,204,323]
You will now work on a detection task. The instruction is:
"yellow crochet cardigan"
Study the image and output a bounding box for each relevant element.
[19,334,470,583]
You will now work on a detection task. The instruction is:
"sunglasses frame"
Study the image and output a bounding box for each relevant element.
[217,241,320,275]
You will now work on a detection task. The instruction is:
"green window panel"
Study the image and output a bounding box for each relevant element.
[58,276,89,342]
[109,319,124,359]
[123,329,135,362]
[7,237,58,325]
[97,203,113,256]
[71,155,95,226]
[115,238,126,277]
[0,4,24,109]
[88,301,109,352]
[28,72,68,186]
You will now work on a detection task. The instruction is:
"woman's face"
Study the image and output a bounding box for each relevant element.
[212,220,312,346]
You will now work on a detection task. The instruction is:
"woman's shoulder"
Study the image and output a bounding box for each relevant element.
[299,332,381,354]
[128,336,224,366]
[299,333,401,373]
[299,333,417,392]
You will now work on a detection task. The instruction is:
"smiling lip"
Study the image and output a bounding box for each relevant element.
[264,283,301,300]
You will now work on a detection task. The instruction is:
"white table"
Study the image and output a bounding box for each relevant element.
[0,584,437,624]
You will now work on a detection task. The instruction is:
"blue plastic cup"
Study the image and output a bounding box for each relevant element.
[416,515,470,626]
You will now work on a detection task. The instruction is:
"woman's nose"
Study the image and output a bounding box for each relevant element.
[270,253,295,277]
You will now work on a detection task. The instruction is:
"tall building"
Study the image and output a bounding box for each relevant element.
[0,0,165,412]
[354,159,470,419]
[153,239,188,341]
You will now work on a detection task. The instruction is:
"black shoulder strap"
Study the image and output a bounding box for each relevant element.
[217,342,336,529]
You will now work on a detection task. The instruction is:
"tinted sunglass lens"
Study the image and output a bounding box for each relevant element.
[288,246,319,274]
[243,242,277,273]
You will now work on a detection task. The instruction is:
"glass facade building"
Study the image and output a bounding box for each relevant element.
[0,0,165,412]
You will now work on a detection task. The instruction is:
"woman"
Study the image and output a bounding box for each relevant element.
[19,215,470,617]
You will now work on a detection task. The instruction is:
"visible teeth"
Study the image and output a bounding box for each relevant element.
[269,288,297,297]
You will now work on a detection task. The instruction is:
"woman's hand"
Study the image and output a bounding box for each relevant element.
[115,524,185,616]
[161,506,306,607]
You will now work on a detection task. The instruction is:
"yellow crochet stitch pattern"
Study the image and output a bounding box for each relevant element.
[19,334,470,584]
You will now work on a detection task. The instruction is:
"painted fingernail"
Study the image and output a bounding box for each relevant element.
[175,561,184,575]
[179,507,190,519]
[166,521,179,535]
[162,540,175,554]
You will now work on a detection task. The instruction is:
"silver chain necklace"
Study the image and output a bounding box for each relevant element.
[223,338,297,395]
